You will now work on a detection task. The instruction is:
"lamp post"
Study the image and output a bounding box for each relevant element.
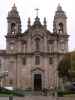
[9,96,13,100]
[70,53,73,81]
[0,71,8,87]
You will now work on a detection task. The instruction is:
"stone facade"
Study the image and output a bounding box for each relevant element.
[0,4,69,90]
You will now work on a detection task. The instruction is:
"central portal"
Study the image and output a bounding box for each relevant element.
[34,74,42,91]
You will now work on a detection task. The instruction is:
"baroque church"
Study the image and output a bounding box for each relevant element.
[0,4,69,90]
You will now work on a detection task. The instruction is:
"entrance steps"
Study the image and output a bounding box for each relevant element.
[32,91,42,95]
[15,96,57,100]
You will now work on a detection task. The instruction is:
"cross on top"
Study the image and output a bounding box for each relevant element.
[11,0,15,5]
[35,8,40,17]
[13,0,16,4]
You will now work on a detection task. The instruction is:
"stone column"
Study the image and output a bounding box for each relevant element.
[27,38,31,53]
[54,40,57,52]
[16,55,22,88]
[44,57,49,89]
[44,37,47,52]
[53,56,59,88]
[17,40,21,53]
[8,22,11,33]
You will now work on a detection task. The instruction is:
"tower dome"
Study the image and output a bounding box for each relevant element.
[34,16,41,26]
[57,4,62,11]
[55,4,67,18]
[8,4,20,18]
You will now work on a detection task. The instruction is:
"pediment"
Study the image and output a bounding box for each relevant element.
[31,67,44,72]
[23,26,52,39]
[30,29,47,39]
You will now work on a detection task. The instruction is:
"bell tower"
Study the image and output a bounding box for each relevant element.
[7,3,21,35]
[53,4,67,34]
[6,4,21,52]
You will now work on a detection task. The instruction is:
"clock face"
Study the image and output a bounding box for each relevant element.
[10,44,14,50]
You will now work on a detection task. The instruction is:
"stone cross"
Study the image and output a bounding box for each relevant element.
[13,0,15,4]
[10,0,15,5]
[35,8,39,17]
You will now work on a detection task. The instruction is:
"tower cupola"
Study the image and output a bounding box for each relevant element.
[55,4,67,18]
[34,16,41,26]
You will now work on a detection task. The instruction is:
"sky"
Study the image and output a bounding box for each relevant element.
[0,0,74,51]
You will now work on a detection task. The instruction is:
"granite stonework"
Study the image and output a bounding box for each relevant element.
[0,4,69,90]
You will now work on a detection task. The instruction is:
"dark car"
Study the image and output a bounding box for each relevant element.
[64,82,75,91]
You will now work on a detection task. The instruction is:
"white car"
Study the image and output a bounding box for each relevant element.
[4,86,14,91]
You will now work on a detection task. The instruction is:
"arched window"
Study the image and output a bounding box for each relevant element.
[9,79,13,85]
[11,23,16,34]
[59,23,63,34]
[35,38,40,51]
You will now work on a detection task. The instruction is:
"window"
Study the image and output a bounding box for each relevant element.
[35,38,40,51]
[58,23,63,34]
[35,56,40,65]
[48,40,54,52]
[9,79,13,85]
[49,57,53,64]
[11,23,16,34]
[22,57,26,65]
[21,40,27,52]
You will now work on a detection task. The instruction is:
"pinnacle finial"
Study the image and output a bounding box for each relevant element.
[44,17,47,29]
[44,17,46,25]
[11,0,17,11]
[57,3,62,11]
[28,17,31,28]
[13,0,16,5]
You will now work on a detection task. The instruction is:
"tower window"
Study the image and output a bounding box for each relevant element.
[22,57,26,65]
[49,57,53,64]
[59,23,63,33]
[35,38,40,51]
[35,56,40,65]
[11,23,16,34]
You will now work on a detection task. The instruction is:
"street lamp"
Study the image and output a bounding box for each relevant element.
[0,71,8,87]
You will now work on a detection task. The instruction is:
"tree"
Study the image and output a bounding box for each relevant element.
[58,51,75,81]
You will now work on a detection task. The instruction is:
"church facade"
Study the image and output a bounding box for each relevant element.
[0,4,69,90]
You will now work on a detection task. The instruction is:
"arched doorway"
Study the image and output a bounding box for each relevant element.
[34,74,42,91]
[31,68,45,90]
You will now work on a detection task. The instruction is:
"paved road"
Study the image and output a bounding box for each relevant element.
[0,97,9,100]
[0,96,75,100]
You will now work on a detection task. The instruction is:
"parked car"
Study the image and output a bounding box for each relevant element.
[64,82,75,91]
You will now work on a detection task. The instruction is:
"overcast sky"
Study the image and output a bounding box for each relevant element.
[0,0,74,51]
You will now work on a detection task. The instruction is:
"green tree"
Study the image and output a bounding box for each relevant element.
[58,52,75,81]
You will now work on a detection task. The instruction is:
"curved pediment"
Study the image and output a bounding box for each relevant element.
[31,33,44,40]
[31,67,44,73]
